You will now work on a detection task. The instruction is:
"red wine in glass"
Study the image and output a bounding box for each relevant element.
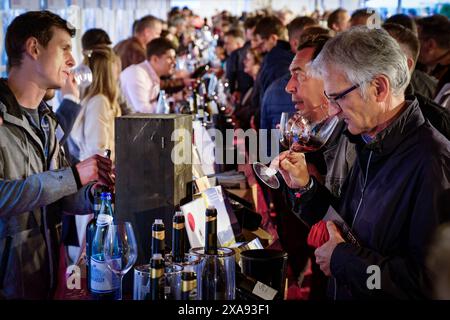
[253,112,339,189]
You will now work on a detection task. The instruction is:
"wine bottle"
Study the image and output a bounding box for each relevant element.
[201,205,226,300]
[151,219,165,257]
[197,81,207,124]
[148,253,165,300]
[172,211,186,263]
[204,206,217,255]
[90,192,120,300]
[235,272,278,300]
[181,271,197,300]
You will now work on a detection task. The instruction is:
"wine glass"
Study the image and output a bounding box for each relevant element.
[72,63,93,88]
[103,221,138,300]
[253,108,339,189]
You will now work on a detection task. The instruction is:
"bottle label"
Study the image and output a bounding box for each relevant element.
[182,279,196,292]
[96,214,113,226]
[164,286,171,295]
[173,222,185,230]
[90,256,120,293]
[252,281,278,300]
[152,230,165,240]
[151,267,164,279]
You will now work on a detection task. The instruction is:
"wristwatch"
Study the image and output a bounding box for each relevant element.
[293,176,314,198]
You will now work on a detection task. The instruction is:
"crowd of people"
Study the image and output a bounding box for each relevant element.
[0,5,450,300]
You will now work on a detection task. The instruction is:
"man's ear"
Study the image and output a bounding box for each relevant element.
[428,38,438,51]
[407,57,415,71]
[149,55,160,68]
[332,23,339,32]
[422,38,436,53]
[372,75,390,102]
[24,37,40,60]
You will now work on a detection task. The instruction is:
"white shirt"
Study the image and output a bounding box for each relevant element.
[120,60,160,113]
[70,94,120,162]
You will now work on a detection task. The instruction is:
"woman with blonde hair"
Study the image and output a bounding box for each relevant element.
[69,46,121,163]
[66,46,121,269]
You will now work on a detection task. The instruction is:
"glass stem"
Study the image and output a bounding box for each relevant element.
[117,275,123,300]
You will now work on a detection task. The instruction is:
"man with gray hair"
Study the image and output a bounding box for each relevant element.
[276,27,450,299]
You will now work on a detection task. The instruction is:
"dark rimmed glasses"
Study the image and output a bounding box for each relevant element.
[324,84,360,109]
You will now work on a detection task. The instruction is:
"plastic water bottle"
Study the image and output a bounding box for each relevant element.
[156,90,170,114]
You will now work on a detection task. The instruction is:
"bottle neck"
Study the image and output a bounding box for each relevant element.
[204,217,217,254]
[100,199,113,216]
[97,197,114,225]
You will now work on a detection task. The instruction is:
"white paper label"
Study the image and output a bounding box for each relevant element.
[96,214,113,226]
[252,281,278,300]
[90,256,120,293]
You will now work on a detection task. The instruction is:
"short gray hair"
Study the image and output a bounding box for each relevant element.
[310,26,410,98]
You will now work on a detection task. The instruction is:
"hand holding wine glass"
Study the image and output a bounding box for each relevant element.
[253,107,339,189]
[104,221,138,300]
[270,151,310,189]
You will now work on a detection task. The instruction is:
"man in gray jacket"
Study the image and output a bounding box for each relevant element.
[0,11,114,299]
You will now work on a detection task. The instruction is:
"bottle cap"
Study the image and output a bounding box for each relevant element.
[152,253,163,260]
[100,192,111,200]
[154,219,163,225]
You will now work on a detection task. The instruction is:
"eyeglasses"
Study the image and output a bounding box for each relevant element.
[324,84,360,109]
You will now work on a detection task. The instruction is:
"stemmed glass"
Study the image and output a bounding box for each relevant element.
[72,63,93,88]
[103,221,138,300]
[253,108,339,189]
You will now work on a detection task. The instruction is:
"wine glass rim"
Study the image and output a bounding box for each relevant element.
[189,246,235,257]
[109,220,133,226]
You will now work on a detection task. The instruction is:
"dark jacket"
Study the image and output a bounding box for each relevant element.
[0,79,93,299]
[409,69,437,100]
[55,98,82,165]
[252,40,293,111]
[290,99,450,299]
[260,74,295,158]
[260,73,295,130]
[405,86,450,141]
[225,42,253,95]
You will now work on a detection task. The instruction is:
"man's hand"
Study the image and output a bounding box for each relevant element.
[270,151,310,189]
[0,115,3,126]
[314,221,345,276]
[61,72,80,100]
[75,154,114,187]
[231,91,241,104]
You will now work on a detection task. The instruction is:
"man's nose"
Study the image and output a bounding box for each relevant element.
[285,77,296,94]
[328,102,341,117]
[67,52,76,68]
